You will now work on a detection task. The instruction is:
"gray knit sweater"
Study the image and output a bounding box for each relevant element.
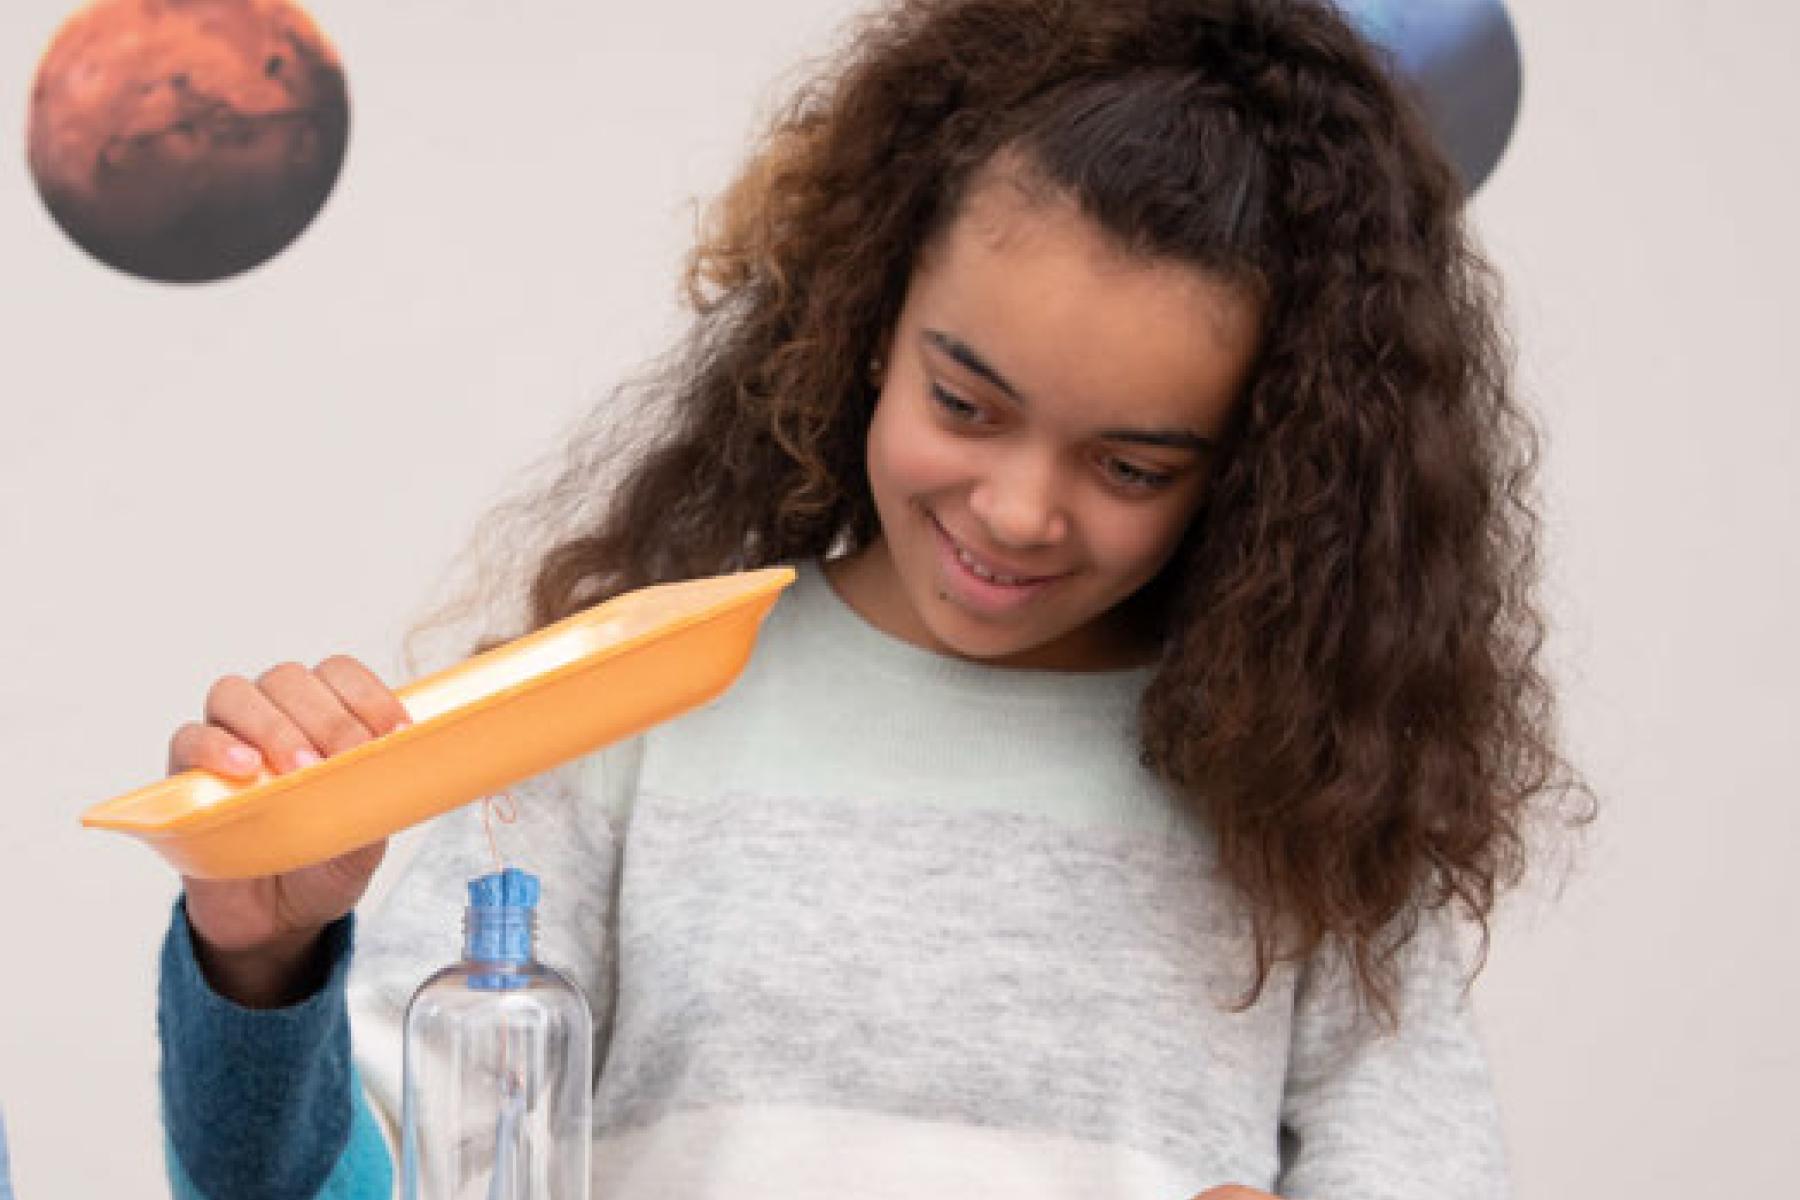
[321,559,1512,1198]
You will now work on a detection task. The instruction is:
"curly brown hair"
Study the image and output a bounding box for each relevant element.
[414,0,1588,1024]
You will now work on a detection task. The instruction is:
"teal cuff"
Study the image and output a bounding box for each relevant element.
[166,1069,393,1199]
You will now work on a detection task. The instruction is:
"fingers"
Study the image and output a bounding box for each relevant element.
[168,719,266,779]
[174,655,406,779]
[314,654,412,737]
[205,670,326,773]
[257,661,373,761]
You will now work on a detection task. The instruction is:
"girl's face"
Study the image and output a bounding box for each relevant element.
[830,174,1262,670]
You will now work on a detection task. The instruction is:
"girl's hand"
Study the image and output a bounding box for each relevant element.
[170,655,411,1007]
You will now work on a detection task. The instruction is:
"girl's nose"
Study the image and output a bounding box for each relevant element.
[968,454,1069,550]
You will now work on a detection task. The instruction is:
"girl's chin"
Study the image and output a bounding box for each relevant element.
[928,619,1031,661]
[917,596,1088,667]
[915,569,1147,670]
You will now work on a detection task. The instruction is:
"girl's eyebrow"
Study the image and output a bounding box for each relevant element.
[1104,427,1216,452]
[924,329,1022,401]
[922,327,1217,453]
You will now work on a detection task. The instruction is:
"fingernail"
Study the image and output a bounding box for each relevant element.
[393,719,413,732]
[294,749,323,769]
[225,746,261,772]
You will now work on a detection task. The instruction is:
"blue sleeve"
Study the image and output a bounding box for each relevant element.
[158,898,395,1200]
[0,1107,15,1200]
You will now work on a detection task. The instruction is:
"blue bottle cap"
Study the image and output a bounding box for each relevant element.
[465,868,539,975]
[467,866,540,911]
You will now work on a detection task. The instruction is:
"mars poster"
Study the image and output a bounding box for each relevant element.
[26,0,348,283]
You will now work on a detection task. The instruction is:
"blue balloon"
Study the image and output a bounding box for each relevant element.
[1335,0,1523,192]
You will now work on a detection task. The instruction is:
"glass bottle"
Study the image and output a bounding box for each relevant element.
[402,868,592,1199]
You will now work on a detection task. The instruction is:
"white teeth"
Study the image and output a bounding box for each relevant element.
[955,545,1027,586]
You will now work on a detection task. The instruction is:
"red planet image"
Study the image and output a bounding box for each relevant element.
[26,0,350,284]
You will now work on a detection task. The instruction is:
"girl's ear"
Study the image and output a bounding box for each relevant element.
[870,329,896,387]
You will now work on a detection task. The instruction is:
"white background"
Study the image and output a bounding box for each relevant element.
[1,1,1794,1195]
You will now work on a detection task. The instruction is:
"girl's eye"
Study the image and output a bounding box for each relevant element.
[930,383,984,423]
[1102,456,1175,492]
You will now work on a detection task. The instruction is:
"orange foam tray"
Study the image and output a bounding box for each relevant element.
[83,566,795,879]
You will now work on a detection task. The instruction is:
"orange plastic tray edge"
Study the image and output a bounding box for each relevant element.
[81,567,795,878]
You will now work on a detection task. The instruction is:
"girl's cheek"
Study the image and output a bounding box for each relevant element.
[884,420,974,491]
[1090,493,1199,569]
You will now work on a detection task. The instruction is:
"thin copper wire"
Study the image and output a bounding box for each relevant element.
[480,789,526,1101]
[481,790,519,871]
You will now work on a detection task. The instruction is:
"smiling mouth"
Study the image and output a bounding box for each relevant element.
[931,516,1064,587]
[952,542,1039,586]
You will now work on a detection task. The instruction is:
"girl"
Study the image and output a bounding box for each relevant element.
[156,1,1579,1197]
